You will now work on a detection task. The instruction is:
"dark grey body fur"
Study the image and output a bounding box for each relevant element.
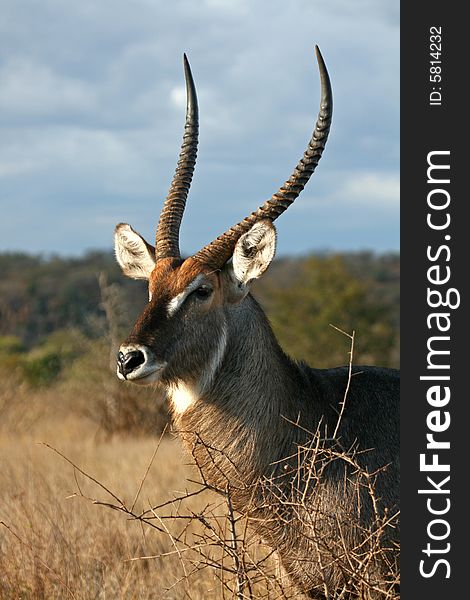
[171,294,400,598]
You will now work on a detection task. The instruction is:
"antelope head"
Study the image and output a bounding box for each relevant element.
[114,48,332,392]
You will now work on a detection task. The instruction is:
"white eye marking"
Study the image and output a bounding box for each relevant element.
[167,291,185,316]
[166,274,206,317]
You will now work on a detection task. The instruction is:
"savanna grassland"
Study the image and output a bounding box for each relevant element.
[1,413,200,599]
[0,365,291,599]
[0,251,399,599]
[0,371,184,595]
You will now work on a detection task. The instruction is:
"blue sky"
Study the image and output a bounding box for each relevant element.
[0,0,399,257]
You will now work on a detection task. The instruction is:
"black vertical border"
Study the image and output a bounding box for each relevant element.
[401,3,467,598]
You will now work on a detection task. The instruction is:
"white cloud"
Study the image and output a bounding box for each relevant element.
[170,86,186,109]
[0,58,97,117]
[0,0,399,255]
[203,0,249,15]
[0,159,41,178]
[336,172,399,209]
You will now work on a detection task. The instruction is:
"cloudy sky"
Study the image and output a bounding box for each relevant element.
[0,0,399,257]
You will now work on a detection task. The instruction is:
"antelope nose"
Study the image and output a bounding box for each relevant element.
[117,350,146,378]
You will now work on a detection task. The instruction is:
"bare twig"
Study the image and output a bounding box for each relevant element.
[44,422,399,599]
[40,442,126,509]
[131,423,168,512]
[329,325,355,439]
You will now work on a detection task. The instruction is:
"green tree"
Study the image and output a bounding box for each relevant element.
[20,329,87,388]
[263,256,396,369]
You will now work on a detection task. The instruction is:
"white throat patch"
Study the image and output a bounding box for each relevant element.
[169,381,199,415]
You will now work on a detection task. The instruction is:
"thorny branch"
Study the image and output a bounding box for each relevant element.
[41,332,399,599]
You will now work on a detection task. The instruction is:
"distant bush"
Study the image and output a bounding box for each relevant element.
[0,335,25,373]
[60,337,168,436]
[21,349,62,387]
[19,329,88,388]
[261,255,397,369]
[0,335,24,355]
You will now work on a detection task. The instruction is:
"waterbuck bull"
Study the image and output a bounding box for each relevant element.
[114,48,399,598]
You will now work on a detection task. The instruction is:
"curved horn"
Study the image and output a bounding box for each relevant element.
[155,54,199,260]
[193,45,332,269]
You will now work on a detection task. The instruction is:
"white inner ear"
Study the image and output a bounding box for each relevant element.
[232,220,276,285]
[114,223,156,280]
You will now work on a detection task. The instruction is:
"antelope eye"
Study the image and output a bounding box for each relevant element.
[192,285,213,300]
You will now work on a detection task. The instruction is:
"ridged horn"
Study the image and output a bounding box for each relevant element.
[193,45,332,269]
[155,54,199,260]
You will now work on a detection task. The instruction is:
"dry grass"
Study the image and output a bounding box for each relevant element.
[0,369,286,599]
[0,330,399,599]
[0,410,398,599]
[0,410,228,599]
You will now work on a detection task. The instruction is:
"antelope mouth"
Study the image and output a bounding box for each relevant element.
[116,345,166,385]
[118,367,165,385]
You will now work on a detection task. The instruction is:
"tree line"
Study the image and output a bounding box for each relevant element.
[0,249,399,371]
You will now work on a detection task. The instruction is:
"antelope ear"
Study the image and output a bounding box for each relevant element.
[114,223,156,280]
[232,220,277,285]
